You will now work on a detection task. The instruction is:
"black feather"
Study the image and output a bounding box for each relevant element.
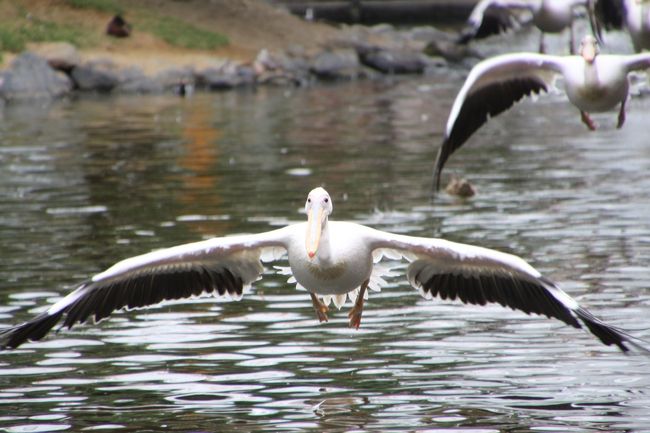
[433,77,548,191]
[417,272,581,328]
[0,264,250,349]
[458,7,518,44]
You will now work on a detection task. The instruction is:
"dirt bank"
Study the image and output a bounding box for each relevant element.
[2,0,344,73]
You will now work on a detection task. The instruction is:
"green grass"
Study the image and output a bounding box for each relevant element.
[0,18,87,52]
[64,0,123,14]
[0,1,227,54]
[141,15,228,50]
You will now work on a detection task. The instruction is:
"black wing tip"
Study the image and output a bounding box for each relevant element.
[0,312,63,350]
[456,29,476,45]
[434,76,550,195]
[458,7,517,44]
[432,139,452,193]
[541,276,649,354]
[574,307,650,354]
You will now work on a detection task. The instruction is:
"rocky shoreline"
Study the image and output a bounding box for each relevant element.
[0,23,472,102]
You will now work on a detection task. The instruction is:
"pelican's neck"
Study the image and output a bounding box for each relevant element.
[314,219,333,263]
[583,57,599,88]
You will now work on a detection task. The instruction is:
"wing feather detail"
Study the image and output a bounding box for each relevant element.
[458,0,528,43]
[365,229,648,353]
[1,230,290,349]
[593,0,626,30]
[434,54,562,191]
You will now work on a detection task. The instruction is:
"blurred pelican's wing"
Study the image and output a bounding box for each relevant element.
[624,52,650,70]
[0,227,292,349]
[458,0,533,43]
[434,53,563,190]
[365,227,647,352]
[593,0,626,31]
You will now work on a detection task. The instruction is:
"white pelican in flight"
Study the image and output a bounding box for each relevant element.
[458,0,597,54]
[434,35,650,191]
[593,0,650,52]
[0,187,646,353]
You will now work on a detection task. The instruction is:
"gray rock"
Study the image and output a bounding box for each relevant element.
[115,67,163,93]
[27,42,81,72]
[257,71,303,86]
[369,23,397,35]
[71,60,121,92]
[0,52,72,101]
[197,67,240,89]
[196,63,256,90]
[254,49,311,86]
[359,48,429,74]
[424,39,482,64]
[310,49,362,80]
[422,56,449,75]
[407,26,451,45]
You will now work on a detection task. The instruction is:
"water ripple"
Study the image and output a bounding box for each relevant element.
[0,75,649,432]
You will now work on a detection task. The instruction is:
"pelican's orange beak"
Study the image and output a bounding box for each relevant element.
[581,38,598,63]
[305,204,324,259]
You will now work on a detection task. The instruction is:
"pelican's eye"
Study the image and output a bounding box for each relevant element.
[307,198,311,203]
[324,197,329,203]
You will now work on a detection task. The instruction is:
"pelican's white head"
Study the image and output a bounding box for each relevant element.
[305,187,332,259]
[579,35,599,63]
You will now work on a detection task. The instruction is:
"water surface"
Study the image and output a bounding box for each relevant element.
[0,60,649,432]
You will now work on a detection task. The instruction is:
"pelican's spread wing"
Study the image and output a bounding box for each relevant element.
[434,53,563,191]
[624,52,650,71]
[367,228,646,352]
[0,228,291,349]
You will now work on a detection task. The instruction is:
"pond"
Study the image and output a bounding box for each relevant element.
[0,67,649,431]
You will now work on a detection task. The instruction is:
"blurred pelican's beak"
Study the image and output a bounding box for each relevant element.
[306,204,324,259]
[581,40,598,63]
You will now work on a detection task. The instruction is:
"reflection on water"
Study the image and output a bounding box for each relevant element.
[0,68,650,432]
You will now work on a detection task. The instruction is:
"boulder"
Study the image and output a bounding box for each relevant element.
[359,48,430,74]
[0,52,72,101]
[27,42,81,73]
[310,48,362,80]
[253,49,311,86]
[115,67,163,93]
[71,60,176,94]
[406,26,452,45]
[424,39,482,64]
[71,59,122,92]
[196,62,256,90]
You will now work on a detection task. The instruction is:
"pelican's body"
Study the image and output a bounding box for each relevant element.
[563,53,631,111]
[533,0,576,32]
[1,188,646,353]
[595,0,650,52]
[288,221,373,296]
[433,36,650,190]
[459,0,594,53]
